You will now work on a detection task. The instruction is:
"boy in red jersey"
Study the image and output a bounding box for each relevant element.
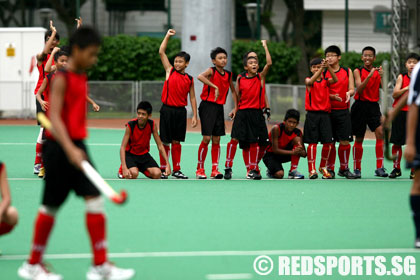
[119,101,171,179]
[230,41,272,180]
[324,45,357,179]
[351,46,387,178]
[389,53,420,179]
[304,58,338,179]
[0,162,19,238]
[18,27,135,280]
[196,47,238,179]
[263,109,306,179]
[158,29,198,179]
[33,21,60,175]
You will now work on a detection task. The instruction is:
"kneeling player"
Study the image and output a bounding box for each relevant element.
[263,109,306,179]
[119,101,171,179]
[0,162,18,238]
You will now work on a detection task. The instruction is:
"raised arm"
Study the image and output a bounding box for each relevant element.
[159,29,176,74]
[36,21,57,64]
[152,123,171,175]
[198,68,220,100]
[305,64,324,86]
[45,47,59,73]
[393,74,408,99]
[120,126,132,179]
[260,40,272,79]
[189,82,198,128]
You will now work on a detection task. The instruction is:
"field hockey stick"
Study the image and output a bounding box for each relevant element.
[37,112,128,204]
[381,61,396,161]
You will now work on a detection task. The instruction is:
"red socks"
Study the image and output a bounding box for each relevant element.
[392,145,402,169]
[171,143,181,172]
[353,142,363,170]
[29,212,55,264]
[242,148,250,172]
[86,213,107,266]
[197,141,209,170]
[257,145,267,165]
[34,143,42,165]
[249,143,259,170]
[211,144,220,171]
[327,144,336,171]
[159,144,170,170]
[320,143,332,169]
[225,139,238,168]
[307,144,317,173]
[338,144,351,171]
[376,139,384,169]
[0,222,14,236]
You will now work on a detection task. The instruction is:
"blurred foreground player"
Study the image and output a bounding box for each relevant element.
[18,27,135,280]
[0,162,18,239]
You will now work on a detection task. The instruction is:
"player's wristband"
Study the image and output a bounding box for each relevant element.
[263,108,271,119]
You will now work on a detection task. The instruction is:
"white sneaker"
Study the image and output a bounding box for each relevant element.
[34,164,41,174]
[86,262,135,280]
[18,261,62,280]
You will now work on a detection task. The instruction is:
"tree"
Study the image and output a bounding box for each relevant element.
[0,0,27,27]
[261,0,279,42]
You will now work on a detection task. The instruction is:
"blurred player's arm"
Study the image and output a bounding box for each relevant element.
[45,47,59,73]
[0,164,11,224]
[152,123,171,175]
[86,96,100,112]
[393,74,408,99]
[36,79,49,111]
[384,94,408,129]
[49,75,86,169]
[198,68,220,100]
[404,103,419,163]
[159,29,176,76]
[229,77,238,119]
[37,21,57,64]
[120,126,132,179]
[260,40,272,79]
[189,82,198,128]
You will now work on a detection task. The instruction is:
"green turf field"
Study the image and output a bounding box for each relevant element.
[0,125,419,279]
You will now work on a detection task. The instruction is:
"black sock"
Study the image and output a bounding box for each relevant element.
[410,195,420,238]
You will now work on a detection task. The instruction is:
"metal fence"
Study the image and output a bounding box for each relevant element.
[0,80,396,121]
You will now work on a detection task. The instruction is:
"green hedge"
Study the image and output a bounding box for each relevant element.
[84,35,391,83]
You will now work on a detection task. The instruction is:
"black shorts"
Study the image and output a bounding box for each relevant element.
[199,101,225,136]
[390,110,407,146]
[231,109,269,149]
[351,100,382,138]
[330,109,353,142]
[159,104,187,143]
[35,96,44,126]
[125,151,159,173]
[263,152,291,174]
[303,111,333,144]
[42,140,100,207]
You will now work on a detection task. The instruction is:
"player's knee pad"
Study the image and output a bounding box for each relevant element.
[37,127,45,144]
[85,196,105,213]
[39,205,58,216]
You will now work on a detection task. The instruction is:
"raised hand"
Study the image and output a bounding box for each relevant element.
[167,29,176,36]
[50,20,56,33]
[75,17,83,29]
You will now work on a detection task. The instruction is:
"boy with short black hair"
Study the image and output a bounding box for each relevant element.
[0,162,18,237]
[324,45,357,179]
[389,53,420,179]
[158,29,198,179]
[196,47,238,179]
[33,21,60,175]
[18,27,135,280]
[304,58,338,179]
[230,40,272,180]
[404,61,420,248]
[263,109,306,179]
[119,101,171,179]
[352,46,387,178]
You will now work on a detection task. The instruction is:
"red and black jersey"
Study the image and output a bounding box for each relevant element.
[200,67,232,105]
[125,119,154,156]
[34,54,54,95]
[161,68,193,107]
[305,78,331,112]
[354,67,381,102]
[43,72,55,103]
[46,70,88,140]
[325,67,350,110]
[267,123,302,153]
[393,73,410,111]
[237,72,266,110]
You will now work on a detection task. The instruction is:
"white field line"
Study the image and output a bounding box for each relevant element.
[1,248,420,261]
[206,273,253,280]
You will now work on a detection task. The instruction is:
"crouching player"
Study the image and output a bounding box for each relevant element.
[263,109,306,179]
[118,101,171,179]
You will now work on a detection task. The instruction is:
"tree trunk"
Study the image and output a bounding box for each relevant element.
[261,0,279,41]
